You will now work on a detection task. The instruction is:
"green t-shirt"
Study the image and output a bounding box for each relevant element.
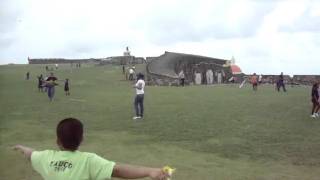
[31,150,115,180]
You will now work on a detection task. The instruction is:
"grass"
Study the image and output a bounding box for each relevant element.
[1,64,320,180]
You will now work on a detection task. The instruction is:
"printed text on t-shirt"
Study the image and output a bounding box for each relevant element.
[50,161,73,172]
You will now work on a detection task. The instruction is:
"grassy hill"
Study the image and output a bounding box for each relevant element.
[1,64,320,180]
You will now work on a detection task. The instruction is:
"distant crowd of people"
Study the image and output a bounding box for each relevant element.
[17,64,172,180]
[26,66,70,102]
[27,66,320,120]
[15,62,320,180]
[249,72,320,118]
[248,72,287,92]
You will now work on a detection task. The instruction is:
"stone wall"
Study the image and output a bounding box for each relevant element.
[293,75,320,85]
[147,72,180,86]
[99,56,145,65]
[249,75,320,85]
[178,62,233,85]
[146,57,157,63]
[28,58,102,64]
[257,75,291,84]
[146,51,234,86]
[29,56,145,65]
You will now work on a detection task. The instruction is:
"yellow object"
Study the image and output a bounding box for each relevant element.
[163,166,175,180]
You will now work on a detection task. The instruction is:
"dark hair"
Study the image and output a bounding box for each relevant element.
[137,73,144,80]
[57,118,83,151]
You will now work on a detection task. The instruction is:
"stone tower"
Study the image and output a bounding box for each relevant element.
[231,56,235,65]
[123,46,131,56]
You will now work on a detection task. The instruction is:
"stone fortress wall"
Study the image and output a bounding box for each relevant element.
[28,47,145,66]
[258,75,320,85]
[27,48,319,86]
[28,56,145,65]
[243,74,320,86]
[28,58,102,64]
[99,56,145,65]
[146,51,234,86]
[292,75,320,85]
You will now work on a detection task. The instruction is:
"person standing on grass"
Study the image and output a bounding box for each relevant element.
[37,74,44,92]
[277,72,286,92]
[258,74,263,84]
[133,73,145,120]
[311,82,320,118]
[318,84,320,105]
[178,70,185,86]
[129,67,135,81]
[26,72,30,80]
[250,73,258,91]
[64,79,70,96]
[13,118,170,180]
[43,75,49,92]
[45,72,58,101]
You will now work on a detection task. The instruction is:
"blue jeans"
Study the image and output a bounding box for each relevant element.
[134,94,144,117]
[47,86,55,101]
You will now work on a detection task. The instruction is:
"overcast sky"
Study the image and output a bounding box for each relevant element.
[1,0,319,75]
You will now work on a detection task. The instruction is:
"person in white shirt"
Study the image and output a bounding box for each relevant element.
[133,73,145,119]
[178,70,185,86]
[129,68,135,81]
[258,74,263,84]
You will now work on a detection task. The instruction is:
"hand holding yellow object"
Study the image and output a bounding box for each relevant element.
[162,166,175,180]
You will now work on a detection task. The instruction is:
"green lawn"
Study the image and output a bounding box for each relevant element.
[1,64,320,180]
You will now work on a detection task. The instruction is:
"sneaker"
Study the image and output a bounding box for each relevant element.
[315,113,319,117]
[132,116,141,120]
[311,114,316,118]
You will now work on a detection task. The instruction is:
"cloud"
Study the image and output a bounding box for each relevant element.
[0,34,15,48]
[143,0,276,45]
[278,1,320,33]
[0,0,22,33]
[280,14,320,33]
[0,0,319,75]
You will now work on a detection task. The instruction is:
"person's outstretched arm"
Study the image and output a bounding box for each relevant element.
[112,164,170,180]
[13,144,34,161]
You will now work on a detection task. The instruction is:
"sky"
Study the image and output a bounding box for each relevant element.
[0,0,319,75]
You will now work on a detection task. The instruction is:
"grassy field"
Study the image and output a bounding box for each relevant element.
[1,64,320,180]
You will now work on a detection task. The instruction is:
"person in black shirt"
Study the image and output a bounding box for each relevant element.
[26,72,30,80]
[37,74,44,92]
[277,72,286,92]
[64,79,70,96]
[311,82,320,118]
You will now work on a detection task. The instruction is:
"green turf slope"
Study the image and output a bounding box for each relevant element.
[1,64,320,180]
